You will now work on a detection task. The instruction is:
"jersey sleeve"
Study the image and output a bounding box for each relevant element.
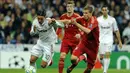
[112,18,118,31]
[30,19,38,36]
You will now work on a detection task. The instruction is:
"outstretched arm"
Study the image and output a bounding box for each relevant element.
[71,19,91,34]
[57,20,71,24]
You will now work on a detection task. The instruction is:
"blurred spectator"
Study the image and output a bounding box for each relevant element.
[0,25,5,43]
[122,21,130,43]
[4,20,14,37]
[74,1,82,15]
[122,36,130,44]
[27,8,37,22]
[124,5,130,20]
[0,13,7,29]
[4,10,11,22]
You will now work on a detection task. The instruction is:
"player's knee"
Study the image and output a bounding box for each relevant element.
[105,52,110,58]
[60,53,66,59]
[41,64,47,68]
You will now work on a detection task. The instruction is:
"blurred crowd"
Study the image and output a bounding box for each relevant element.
[0,0,130,44]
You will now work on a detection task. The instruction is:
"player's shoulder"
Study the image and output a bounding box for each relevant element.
[32,17,38,25]
[108,15,116,20]
[61,13,67,17]
[97,15,103,20]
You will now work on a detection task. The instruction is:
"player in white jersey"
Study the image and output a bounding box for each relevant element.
[97,5,122,73]
[25,9,57,73]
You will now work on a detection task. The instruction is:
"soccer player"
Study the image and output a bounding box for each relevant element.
[97,5,122,73]
[67,5,99,73]
[57,1,86,73]
[25,9,57,73]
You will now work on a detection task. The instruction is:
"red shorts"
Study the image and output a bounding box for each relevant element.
[73,41,99,69]
[60,39,79,54]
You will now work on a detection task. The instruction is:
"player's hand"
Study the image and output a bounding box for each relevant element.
[48,18,56,24]
[34,25,37,32]
[119,41,122,49]
[71,19,77,24]
[64,19,71,24]
[75,34,81,39]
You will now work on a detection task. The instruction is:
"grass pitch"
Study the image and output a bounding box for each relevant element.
[0,68,130,73]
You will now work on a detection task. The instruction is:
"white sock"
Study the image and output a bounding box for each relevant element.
[103,58,110,73]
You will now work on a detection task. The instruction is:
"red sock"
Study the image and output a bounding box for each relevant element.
[59,58,64,73]
[78,55,87,62]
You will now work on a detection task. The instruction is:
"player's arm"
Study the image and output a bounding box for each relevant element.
[115,30,122,47]
[57,20,71,24]
[71,19,91,34]
[113,18,122,48]
[30,19,38,36]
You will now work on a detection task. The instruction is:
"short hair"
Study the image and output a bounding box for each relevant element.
[83,5,95,13]
[37,8,46,16]
[66,0,75,6]
[101,5,109,10]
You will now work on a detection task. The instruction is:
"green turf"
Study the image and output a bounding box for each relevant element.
[0,68,130,73]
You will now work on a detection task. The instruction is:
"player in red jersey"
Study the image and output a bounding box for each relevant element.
[57,1,87,73]
[67,5,99,73]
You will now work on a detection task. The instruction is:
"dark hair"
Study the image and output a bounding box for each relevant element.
[66,0,75,6]
[37,8,46,16]
[101,5,108,10]
[83,5,95,13]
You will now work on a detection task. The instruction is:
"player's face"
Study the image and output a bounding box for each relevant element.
[83,10,92,20]
[66,4,74,13]
[37,16,45,25]
[102,7,108,16]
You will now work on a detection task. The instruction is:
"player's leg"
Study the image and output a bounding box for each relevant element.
[30,55,38,68]
[71,44,87,62]
[59,52,67,73]
[103,44,112,73]
[67,43,84,73]
[25,45,42,73]
[99,43,105,67]
[59,42,69,73]
[103,52,110,73]
[84,47,98,73]
[41,44,54,68]
[78,54,87,62]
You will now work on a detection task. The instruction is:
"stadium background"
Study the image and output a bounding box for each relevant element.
[0,0,130,73]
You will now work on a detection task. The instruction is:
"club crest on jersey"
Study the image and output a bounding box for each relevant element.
[88,24,93,28]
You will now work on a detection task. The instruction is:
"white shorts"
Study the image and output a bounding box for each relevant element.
[99,43,112,54]
[31,43,54,66]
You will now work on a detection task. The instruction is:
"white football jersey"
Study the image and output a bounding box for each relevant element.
[97,15,118,44]
[30,17,57,45]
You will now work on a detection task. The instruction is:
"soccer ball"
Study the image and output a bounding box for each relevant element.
[25,66,36,73]
[8,55,25,68]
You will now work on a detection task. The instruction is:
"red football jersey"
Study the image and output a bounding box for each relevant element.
[57,13,81,40]
[76,16,99,46]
